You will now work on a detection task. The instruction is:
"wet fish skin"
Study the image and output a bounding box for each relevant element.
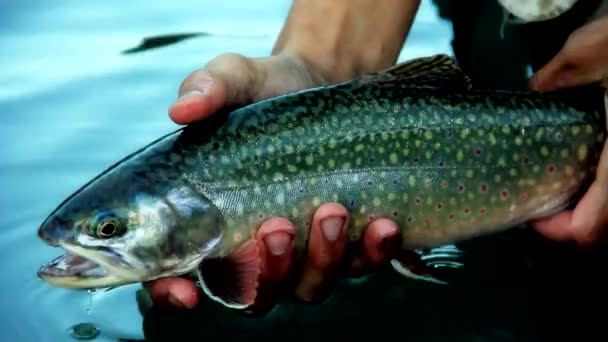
[36,55,606,302]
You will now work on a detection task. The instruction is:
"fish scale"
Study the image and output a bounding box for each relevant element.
[166,85,604,255]
[36,54,607,308]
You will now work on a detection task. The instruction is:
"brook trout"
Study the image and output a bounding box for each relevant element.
[37,55,607,309]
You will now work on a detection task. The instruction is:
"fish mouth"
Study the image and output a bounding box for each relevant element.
[37,242,145,289]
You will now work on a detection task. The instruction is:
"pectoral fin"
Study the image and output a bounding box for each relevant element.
[195,239,261,309]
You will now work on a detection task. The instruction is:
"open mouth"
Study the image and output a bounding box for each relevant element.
[37,243,140,289]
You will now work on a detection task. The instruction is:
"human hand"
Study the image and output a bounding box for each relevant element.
[529,15,608,246]
[145,52,401,312]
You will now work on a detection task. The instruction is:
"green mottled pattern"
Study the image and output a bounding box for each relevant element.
[140,80,607,256]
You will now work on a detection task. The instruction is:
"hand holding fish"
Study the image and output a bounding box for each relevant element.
[151,54,401,310]
[146,0,420,311]
[528,14,608,245]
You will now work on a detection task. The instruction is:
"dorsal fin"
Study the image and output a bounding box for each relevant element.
[354,54,473,91]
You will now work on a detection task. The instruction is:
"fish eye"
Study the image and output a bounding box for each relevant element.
[97,221,118,237]
[91,211,123,238]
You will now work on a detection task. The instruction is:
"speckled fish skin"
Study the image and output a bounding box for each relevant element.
[37,55,606,289]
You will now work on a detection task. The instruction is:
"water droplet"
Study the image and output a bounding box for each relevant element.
[67,323,100,340]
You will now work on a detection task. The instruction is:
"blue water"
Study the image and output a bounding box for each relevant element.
[5,1,608,341]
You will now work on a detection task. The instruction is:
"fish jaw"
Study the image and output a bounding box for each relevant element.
[37,241,149,289]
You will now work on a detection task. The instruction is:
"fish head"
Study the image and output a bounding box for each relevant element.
[37,161,223,290]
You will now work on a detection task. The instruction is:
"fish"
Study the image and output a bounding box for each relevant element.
[36,54,607,310]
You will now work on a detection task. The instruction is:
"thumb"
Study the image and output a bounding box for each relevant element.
[169,53,265,125]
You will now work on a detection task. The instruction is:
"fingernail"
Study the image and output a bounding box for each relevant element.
[264,231,292,256]
[167,294,186,309]
[379,224,398,239]
[176,90,203,102]
[320,216,344,242]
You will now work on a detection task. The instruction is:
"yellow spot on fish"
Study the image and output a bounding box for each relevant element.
[415,140,422,148]
[497,157,506,167]
[373,198,381,207]
[466,170,474,178]
[585,124,593,134]
[509,169,518,177]
[535,128,544,141]
[460,128,470,139]
[502,126,511,134]
[382,132,390,141]
[402,148,410,156]
[402,194,409,202]
[572,126,581,136]
[515,137,523,146]
[355,144,365,152]
[477,129,485,137]
[317,165,324,172]
[342,162,352,169]
[328,159,336,168]
[578,144,588,161]
[456,149,464,162]
[409,176,415,186]
[489,133,497,145]
[565,165,574,176]
[533,165,540,173]
[273,172,284,180]
[425,151,432,160]
[467,192,475,200]
[390,153,398,164]
[340,148,348,155]
[424,130,433,140]
[494,174,501,183]
[388,193,397,200]
[287,164,298,173]
[540,146,549,157]
[233,233,242,243]
[426,197,433,205]
[305,154,314,165]
[449,197,457,206]
[560,148,569,158]
[312,197,321,206]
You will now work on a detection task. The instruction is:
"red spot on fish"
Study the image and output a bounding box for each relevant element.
[480,208,486,214]
[522,156,529,165]
[368,215,376,222]
[393,211,399,216]
[474,149,481,156]
[449,214,455,219]
[407,217,413,222]
[457,185,464,192]
[547,165,555,173]
[424,219,430,225]
[481,184,487,192]
[415,197,421,204]
[441,180,448,188]
[501,190,509,199]
[520,192,528,200]
[464,208,470,214]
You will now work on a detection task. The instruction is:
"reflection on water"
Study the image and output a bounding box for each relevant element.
[0,1,606,341]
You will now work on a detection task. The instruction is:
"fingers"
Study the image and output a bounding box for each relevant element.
[529,51,568,92]
[169,53,262,124]
[143,277,200,310]
[256,218,296,280]
[294,203,349,302]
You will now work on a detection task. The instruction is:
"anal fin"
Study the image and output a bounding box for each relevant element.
[196,238,261,309]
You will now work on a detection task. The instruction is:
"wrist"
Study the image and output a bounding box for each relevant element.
[271,0,420,84]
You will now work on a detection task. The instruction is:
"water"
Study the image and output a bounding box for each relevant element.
[1,1,606,341]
